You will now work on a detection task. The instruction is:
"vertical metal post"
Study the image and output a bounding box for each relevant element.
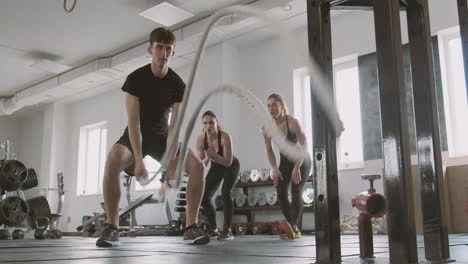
[307,1,341,263]
[457,0,468,101]
[373,0,418,263]
[406,0,451,262]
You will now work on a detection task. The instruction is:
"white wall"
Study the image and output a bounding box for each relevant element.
[16,112,45,198]
[0,117,20,160]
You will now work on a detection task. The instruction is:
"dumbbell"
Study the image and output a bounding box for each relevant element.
[234,223,249,235]
[47,230,63,239]
[302,188,314,205]
[177,192,186,199]
[267,192,278,206]
[251,223,264,235]
[240,170,250,183]
[34,229,47,240]
[34,216,50,240]
[176,200,187,206]
[249,169,260,182]
[12,229,24,240]
[259,169,270,181]
[257,192,268,206]
[247,192,258,207]
[234,193,246,207]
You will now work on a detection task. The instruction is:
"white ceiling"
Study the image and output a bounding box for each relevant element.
[0,0,256,97]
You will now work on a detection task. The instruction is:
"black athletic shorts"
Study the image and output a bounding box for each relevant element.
[116,128,167,175]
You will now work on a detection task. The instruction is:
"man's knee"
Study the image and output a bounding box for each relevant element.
[106,144,133,175]
[187,151,204,179]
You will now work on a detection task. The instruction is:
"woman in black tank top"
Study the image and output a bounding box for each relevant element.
[196,111,240,241]
[263,94,311,239]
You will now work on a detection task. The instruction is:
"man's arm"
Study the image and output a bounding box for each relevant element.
[167,102,181,159]
[126,93,143,163]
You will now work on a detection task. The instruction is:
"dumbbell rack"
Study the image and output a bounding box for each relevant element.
[0,141,63,240]
[217,176,314,231]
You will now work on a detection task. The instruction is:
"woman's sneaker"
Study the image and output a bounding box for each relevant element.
[292,224,302,239]
[183,224,210,245]
[96,224,120,247]
[218,228,234,241]
[207,228,220,239]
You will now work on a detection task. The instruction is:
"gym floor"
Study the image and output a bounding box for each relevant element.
[1,234,467,263]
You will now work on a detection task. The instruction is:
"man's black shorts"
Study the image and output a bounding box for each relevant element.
[116,128,167,175]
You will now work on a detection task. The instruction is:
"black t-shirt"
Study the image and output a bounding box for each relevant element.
[122,64,185,135]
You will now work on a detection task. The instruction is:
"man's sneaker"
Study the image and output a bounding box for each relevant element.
[218,228,234,241]
[96,224,120,247]
[183,224,210,245]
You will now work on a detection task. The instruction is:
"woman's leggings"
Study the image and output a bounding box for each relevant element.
[201,157,240,230]
[276,155,311,227]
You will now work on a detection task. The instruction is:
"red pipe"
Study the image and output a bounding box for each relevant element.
[352,188,387,259]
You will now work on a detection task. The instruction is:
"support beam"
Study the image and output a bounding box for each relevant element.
[406,0,451,261]
[457,0,468,101]
[373,0,418,263]
[307,1,341,263]
[324,0,407,10]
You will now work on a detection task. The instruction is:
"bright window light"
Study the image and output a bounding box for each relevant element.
[294,56,364,170]
[77,121,107,196]
[293,67,313,155]
[333,57,364,169]
[439,27,468,157]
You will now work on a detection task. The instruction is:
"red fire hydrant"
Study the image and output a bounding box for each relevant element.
[352,174,387,259]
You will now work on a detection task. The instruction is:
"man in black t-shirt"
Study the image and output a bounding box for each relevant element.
[96,27,210,247]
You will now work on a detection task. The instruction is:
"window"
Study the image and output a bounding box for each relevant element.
[294,55,364,170]
[438,27,468,157]
[293,67,313,155]
[77,121,107,196]
[134,157,163,191]
[333,56,364,169]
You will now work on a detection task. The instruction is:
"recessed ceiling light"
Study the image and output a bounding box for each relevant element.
[139,2,193,27]
[30,59,71,74]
